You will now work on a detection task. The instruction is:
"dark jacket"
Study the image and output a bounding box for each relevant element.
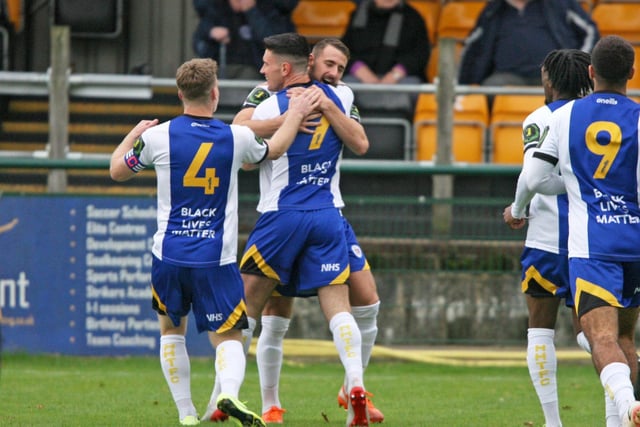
[192,0,298,70]
[458,0,599,85]
[341,0,430,80]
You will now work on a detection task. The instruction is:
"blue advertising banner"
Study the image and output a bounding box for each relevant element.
[0,194,213,356]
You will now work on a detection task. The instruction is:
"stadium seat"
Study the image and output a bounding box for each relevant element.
[490,94,545,164]
[345,116,412,160]
[6,0,23,32]
[591,3,640,45]
[436,1,485,42]
[292,0,356,43]
[414,93,488,163]
[407,0,440,45]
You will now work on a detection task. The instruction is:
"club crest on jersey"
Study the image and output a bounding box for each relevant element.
[523,123,540,145]
[351,244,363,258]
[248,87,271,105]
[350,104,361,122]
[133,138,145,156]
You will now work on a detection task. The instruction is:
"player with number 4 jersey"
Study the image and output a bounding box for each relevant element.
[110,57,321,427]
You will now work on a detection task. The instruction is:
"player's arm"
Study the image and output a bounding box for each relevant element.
[235,103,321,137]
[232,85,287,138]
[318,93,368,156]
[266,87,322,159]
[508,147,543,225]
[505,116,541,226]
[233,107,285,138]
[110,119,159,182]
[525,111,568,195]
[503,204,526,230]
[525,151,565,195]
[290,85,369,155]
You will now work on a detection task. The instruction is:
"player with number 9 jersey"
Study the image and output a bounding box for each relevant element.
[535,92,640,261]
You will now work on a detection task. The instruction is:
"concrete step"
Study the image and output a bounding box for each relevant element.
[0,91,183,194]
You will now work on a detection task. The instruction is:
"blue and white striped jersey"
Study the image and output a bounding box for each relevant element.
[514,100,570,255]
[251,82,354,212]
[535,93,640,261]
[128,115,268,267]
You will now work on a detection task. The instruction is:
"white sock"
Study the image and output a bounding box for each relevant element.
[576,331,592,354]
[527,328,561,427]
[205,318,252,417]
[600,362,635,421]
[160,335,197,420]
[352,301,380,369]
[257,315,290,412]
[330,311,364,390]
[242,317,257,355]
[605,389,621,427]
[215,340,246,398]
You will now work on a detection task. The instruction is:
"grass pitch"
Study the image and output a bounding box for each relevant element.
[0,343,603,426]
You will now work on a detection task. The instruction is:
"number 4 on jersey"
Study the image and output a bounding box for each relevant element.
[183,142,220,194]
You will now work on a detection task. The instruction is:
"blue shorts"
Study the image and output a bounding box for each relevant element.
[570,258,640,317]
[240,208,350,294]
[273,216,369,297]
[520,247,572,306]
[151,256,248,333]
[344,217,369,273]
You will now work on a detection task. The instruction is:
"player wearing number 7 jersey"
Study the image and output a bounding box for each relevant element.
[527,36,640,427]
[238,33,371,427]
[109,57,321,427]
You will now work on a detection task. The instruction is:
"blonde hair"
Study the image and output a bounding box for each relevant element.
[175,58,218,102]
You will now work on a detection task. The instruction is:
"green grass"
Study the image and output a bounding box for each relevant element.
[0,352,604,426]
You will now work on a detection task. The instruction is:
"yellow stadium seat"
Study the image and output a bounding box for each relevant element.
[6,0,22,32]
[414,93,488,163]
[490,94,545,164]
[292,0,356,43]
[437,1,485,41]
[592,3,640,45]
[407,0,440,45]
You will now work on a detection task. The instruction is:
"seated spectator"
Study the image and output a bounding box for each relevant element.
[192,0,298,80]
[458,0,599,87]
[341,0,430,116]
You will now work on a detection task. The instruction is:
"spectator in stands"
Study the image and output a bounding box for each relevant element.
[192,0,298,79]
[341,0,430,116]
[458,0,600,87]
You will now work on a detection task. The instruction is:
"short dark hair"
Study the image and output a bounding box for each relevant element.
[313,38,350,61]
[591,35,634,86]
[263,33,310,71]
[542,49,592,98]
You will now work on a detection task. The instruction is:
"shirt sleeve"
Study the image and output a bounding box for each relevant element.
[231,124,269,164]
[252,95,280,121]
[526,111,564,196]
[241,85,272,109]
[511,107,563,217]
